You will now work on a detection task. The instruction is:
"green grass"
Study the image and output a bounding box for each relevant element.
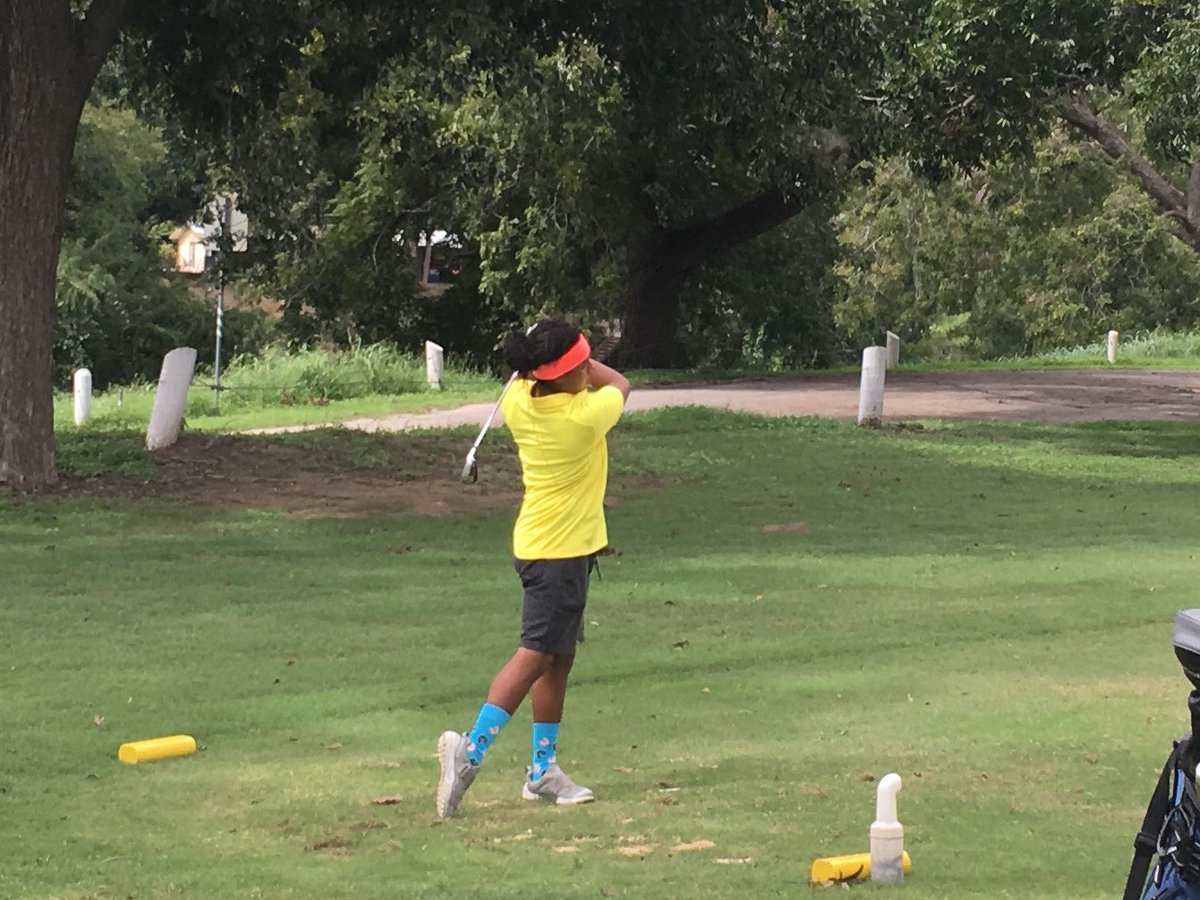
[5,410,1198,897]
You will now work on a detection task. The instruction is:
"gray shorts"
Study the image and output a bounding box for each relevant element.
[514,555,596,656]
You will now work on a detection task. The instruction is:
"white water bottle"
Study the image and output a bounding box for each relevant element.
[870,773,904,883]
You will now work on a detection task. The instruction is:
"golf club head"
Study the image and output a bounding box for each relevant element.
[461,456,479,485]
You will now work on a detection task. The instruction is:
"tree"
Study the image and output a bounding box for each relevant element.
[56,102,271,388]
[0,0,1175,486]
[1055,7,1200,255]
[335,1,1169,367]
[1,2,127,487]
[0,0,410,487]
[833,130,1200,358]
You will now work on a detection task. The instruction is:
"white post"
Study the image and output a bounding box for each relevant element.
[1107,330,1119,364]
[857,346,887,427]
[73,368,92,426]
[870,773,905,883]
[885,331,900,368]
[146,347,197,451]
[425,341,444,390]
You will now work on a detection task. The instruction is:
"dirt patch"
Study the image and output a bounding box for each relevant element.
[35,369,1200,514]
[52,433,522,518]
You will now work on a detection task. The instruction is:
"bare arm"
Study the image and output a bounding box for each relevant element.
[588,360,631,401]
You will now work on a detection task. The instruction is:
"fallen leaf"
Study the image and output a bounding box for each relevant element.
[659,795,678,806]
[371,796,403,806]
[716,857,753,865]
[671,840,715,853]
[618,845,654,856]
[701,688,710,694]
[859,773,876,782]
[762,522,810,534]
[672,640,689,650]
[92,715,106,730]
[657,781,676,789]
[326,742,342,751]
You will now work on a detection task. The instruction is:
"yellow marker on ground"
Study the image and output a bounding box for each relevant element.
[118,734,197,764]
[810,850,912,884]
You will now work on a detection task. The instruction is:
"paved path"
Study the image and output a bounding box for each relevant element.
[249,368,1200,435]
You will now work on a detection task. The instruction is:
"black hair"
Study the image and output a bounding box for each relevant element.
[503,319,582,377]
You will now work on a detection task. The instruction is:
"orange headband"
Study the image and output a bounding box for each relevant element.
[531,334,591,380]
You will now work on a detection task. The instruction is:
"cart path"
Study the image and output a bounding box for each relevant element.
[247,368,1200,435]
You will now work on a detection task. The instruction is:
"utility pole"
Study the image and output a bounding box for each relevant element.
[213,200,226,413]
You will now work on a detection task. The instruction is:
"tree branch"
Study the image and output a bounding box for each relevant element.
[1057,94,1192,233]
[667,189,807,269]
[74,0,129,95]
[1188,163,1200,229]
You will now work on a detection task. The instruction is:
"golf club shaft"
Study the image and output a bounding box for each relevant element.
[467,371,519,456]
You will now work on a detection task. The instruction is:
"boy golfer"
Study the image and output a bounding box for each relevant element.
[436,319,630,818]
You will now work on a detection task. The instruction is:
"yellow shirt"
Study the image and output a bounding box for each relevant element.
[501,379,625,560]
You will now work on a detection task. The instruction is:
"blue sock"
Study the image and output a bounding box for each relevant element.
[466,703,511,766]
[530,722,560,782]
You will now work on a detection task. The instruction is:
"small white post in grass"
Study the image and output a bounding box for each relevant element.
[885,331,900,369]
[73,368,92,426]
[146,347,197,451]
[425,340,444,390]
[1107,330,1119,364]
[857,346,887,427]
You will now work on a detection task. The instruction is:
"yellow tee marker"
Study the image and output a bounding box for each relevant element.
[810,850,912,884]
[118,734,197,764]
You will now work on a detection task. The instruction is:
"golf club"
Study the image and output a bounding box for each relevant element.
[461,371,519,484]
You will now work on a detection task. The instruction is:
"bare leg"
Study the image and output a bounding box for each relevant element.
[531,654,575,723]
[486,647,554,715]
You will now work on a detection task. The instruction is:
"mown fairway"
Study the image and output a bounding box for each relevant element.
[3,410,1198,898]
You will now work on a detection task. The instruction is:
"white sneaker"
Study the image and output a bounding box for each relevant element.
[436,731,479,818]
[521,765,595,805]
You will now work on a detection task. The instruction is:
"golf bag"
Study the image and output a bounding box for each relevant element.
[1125,611,1200,900]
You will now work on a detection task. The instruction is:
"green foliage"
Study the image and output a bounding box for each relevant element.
[872,0,1168,172]
[56,103,273,388]
[188,343,486,412]
[110,0,1193,371]
[1133,5,1200,164]
[442,39,630,319]
[675,209,854,369]
[834,127,1200,359]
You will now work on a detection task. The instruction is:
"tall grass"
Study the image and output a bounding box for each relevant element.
[1020,329,1200,365]
[194,343,489,412]
[54,343,501,431]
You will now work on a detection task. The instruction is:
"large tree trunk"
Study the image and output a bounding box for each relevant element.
[616,234,694,369]
[616,190,809,368]
[0,1,127,487]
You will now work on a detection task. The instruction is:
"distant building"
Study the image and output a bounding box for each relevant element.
[168,195,248,275]
[169,225,208,274]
